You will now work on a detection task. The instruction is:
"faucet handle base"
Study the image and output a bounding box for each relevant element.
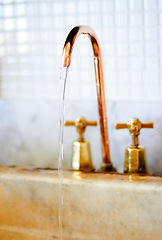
[124,145,148,174]
[100,162,117,172]
[72,140,95,172]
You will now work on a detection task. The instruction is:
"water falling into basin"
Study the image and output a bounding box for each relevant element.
[58,66,69,240]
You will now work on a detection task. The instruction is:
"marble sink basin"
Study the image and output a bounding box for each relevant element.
[0,166,161,240]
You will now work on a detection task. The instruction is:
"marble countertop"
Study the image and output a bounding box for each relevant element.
[0,165,162,240]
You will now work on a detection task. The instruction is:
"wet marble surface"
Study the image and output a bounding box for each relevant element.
[0,166,162,240]
[0,100,161,175]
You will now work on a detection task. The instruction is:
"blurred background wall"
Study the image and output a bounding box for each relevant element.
[0,0,162,174]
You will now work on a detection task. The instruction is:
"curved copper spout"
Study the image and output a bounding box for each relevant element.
[62,26,115,171]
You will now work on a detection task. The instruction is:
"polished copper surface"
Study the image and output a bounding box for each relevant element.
[62,26,115,171]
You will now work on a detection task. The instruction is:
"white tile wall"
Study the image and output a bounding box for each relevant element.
[0,0,162,101]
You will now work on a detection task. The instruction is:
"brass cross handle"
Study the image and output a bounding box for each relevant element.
[115,118,153,146]
[65,117,97,142]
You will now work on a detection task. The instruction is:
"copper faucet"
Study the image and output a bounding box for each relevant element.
[62,25,116,171]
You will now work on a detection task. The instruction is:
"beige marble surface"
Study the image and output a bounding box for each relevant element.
[0,166,162,240]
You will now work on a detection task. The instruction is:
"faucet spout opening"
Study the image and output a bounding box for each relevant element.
[62,25,115,171]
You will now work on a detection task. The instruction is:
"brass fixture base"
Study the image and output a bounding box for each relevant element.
[124,145,148,174]
[115,118,153,174]
[65,117,97,172]
[72,140,95,172]
[100,162,117,172]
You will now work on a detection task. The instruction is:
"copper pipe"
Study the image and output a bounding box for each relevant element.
[62,26,115,171]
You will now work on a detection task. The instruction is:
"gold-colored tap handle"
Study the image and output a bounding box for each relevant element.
[65,117,97,142]
[86,121,98,127]
[116,119,154,131]
[141,122,154,128]
[115,118,154,147]
[64,121,75,126]
[65,119,97,127]
[115,123,128,129]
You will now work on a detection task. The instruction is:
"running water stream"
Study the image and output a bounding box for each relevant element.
[58,66,69,240]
